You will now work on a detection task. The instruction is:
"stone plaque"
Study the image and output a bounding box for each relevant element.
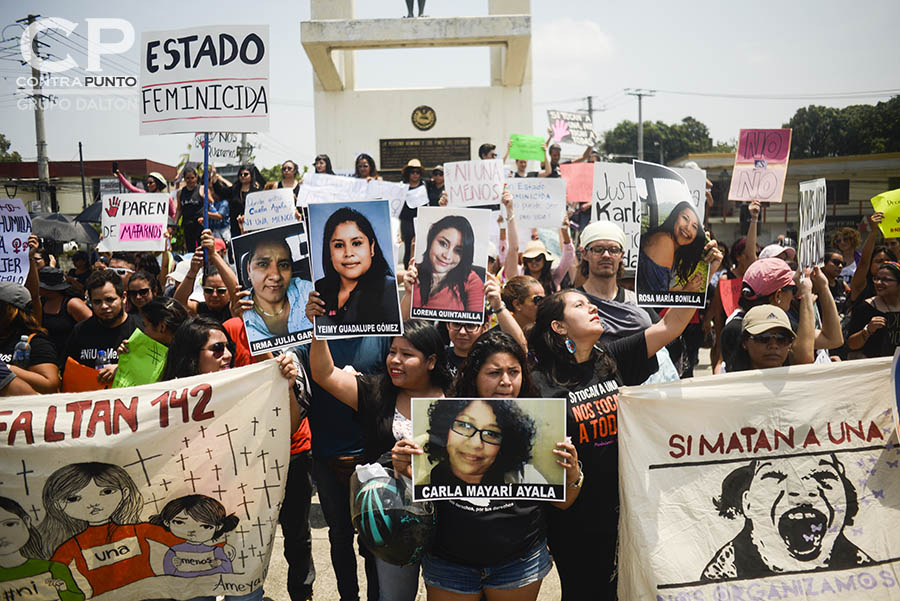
[380,137,471,170]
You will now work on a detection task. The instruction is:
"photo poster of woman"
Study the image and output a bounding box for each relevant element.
[410,206,490,325]
[230,221,315,355]
[306,199,403,339]
[634,160,711,308]
[410,398,566,502]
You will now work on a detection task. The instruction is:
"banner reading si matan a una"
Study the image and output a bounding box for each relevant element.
[140,26,270,135]
[618,357,900,601]
[0,361,290,601]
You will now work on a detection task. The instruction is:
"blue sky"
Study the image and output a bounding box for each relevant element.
[1,0,897,170]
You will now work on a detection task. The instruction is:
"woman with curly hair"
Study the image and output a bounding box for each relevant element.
[391,330,581,601]
[637,201,707,293]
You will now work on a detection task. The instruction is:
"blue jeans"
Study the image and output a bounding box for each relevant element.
[375,557,420,601]
[422,542,551,595]
[313,455,379,601]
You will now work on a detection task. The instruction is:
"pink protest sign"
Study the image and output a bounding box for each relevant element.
[560,162,594,209]
[728,128,792,203]
[98,193,168,251]
[120,223,164,241]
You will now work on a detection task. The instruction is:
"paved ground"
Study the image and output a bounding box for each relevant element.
[259,350,714,601]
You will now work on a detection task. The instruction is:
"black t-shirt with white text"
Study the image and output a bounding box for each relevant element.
[63,314,143,368]
[0,332,58,368]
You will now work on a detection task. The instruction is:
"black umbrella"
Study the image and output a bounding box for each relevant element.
[31,213,100,245]
[74,201,102,223]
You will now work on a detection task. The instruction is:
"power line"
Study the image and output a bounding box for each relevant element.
[40,27,137,77]
[45,17,141,69]
[655,88,900,101]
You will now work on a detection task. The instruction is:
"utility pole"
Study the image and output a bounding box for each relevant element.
[625,88,655,161]
[21,14,50,212]
[78,142,87,209]
[238,133,253,164]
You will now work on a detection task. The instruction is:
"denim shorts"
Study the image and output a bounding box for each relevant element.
[422,541,551,594]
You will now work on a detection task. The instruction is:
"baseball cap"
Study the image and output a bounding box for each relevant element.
[214,238,227,252]
[0,282,31,311]
[759,243,796,262]
[742,258,795,300]
[741,304,795,336]
[580,221,626,251]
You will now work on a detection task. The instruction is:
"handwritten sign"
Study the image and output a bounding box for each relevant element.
[296,173,368,207]
[591,162,640,271]
[189,132,241,164]
[547,110,597,146]
[870,188,900,239]
[560,162,593,208]
[505,179,566,244]
[798,178,827,268]
[0,198,31,284]
[367,180,410,218]
[728,128,792,203]
[444,159,504,207]
[508,134,545,161]
[140,25,270,135]
[243,188,296,231]
[98,193,168,252]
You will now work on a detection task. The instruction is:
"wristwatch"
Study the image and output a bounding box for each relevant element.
[487,301,506,315]
[568,462,585,489]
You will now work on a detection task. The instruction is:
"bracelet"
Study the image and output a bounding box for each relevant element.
[505,214,516,221]
[488,301,506,314]
[568,460,585,488]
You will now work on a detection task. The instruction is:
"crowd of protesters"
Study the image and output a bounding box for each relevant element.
[1,141,893,601]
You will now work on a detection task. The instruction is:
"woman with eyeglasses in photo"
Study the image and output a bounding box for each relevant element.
[501,275,544,335]
[229,164,262,238]
[847,260,900,358]
[313,153,335,175]
[391,330,581,601]
[278,160,302,198]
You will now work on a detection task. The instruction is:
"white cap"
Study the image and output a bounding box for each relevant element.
[759,243,796,262]
[581,221,626,250]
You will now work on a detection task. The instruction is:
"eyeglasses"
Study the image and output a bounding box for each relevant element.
[526,294,544,305]
[448,322,483,332]
[128,287,151,297]
[239,172,250,177]
[829,258,845,267]
[749,332,794,346]
[203,286,228,295]
[586,245,624,256]
[110,267,134,276]
[523,255,545,263]
[203,342,228,356]
[451,419,502,445]
[145,180,157,187]
[874,276,898,283]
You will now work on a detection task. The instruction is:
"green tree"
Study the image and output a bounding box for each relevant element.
[0,133,21,162]
[784,97,900,158]
[601,116,729,162]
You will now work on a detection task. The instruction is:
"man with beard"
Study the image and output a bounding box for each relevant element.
[63,270,143,383]
[702,453,872,581]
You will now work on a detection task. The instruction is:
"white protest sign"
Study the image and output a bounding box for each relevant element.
[591,162,641,271]
[405,185,429,209]
[98,193,168,251]
[799,178,827,268]
[242,188,296,231]
[619,357,900,600]
[140,25,270,135]
[189,132,242,164]
[505,179,566,247]
[366,180,409,218]
[444,158,504,206]
[0,361,289,600]
[672,167,708,225]
[297,173,368,207]
[0,198,31,284]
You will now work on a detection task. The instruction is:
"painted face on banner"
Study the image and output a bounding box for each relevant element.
[60,479,125,525]
[329,221,374,282]
[447,401,502,483]
[742,455,847,562]
[166,510,217,545]
[429,227,463,275]
[0,508,31,552]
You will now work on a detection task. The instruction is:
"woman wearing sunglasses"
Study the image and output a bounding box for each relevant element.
[278,160,301,199]
[731,305,809,371]
[174,231,234,324]
[501,275,544,335]
[831,226,861,283]
[229,164,262,238]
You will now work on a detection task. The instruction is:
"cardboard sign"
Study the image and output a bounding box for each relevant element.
[0,361,289,600]
[242,188,296,231]
[444,159,504,207]
[591,162,641,271]
[547,109,597,146]
[728,128,792,203]
[98,193,168,252]
[508,134,546,161]
[140,25,270,134]
[633,160,709,308]
[798,178,827,268]
[505,178,567,239]
[619,357,899,600]
[871,188,900,239]
[560,162,594,209]
[0,198,31,284]
[189,132,242,164]
[411,398,566,501]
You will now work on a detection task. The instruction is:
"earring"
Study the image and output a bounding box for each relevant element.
[565,338,576,354]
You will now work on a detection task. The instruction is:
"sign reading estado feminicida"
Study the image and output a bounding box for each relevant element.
[140,25,270,135]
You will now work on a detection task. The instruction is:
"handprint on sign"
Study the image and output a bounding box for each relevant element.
[106,196,121,218]
[551,119,570,143]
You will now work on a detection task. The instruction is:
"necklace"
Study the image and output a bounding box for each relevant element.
[254,300,286,317]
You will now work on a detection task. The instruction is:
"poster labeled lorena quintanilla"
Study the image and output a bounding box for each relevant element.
[408,206,489,325]
[230,221,314,355]
[411,398,566,502]
[634,160,710,308]
[306,199,403,339]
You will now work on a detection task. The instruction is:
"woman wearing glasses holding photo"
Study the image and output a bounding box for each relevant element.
[174,232,235,324]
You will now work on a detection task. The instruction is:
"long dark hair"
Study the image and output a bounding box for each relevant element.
[318,207,393,319]
[355,153,379,179]
[0,496,44,559]
[528,289,617,387]
[161,317,235,380]
[525,252,555,295]
[377,319,452,399]
[452,329,535,397]
[643,201,705,282]
[417,215,476,307]
[149,494,239,541]
[314,154,335,175]
[141,297,188,341]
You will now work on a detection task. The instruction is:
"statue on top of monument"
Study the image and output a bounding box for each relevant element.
[405,0,426,18]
